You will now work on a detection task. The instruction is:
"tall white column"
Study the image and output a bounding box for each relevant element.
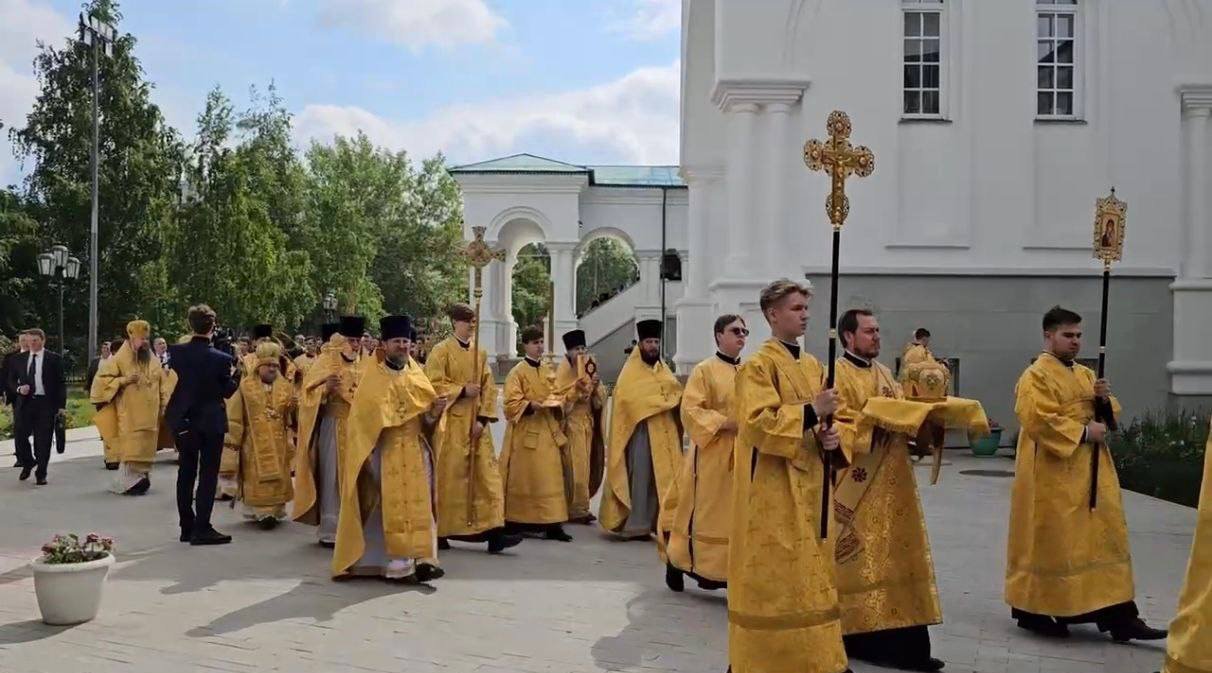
[474,249,507,362]
[724,102,759,270]
[547,241,579,350]
[1169,86,1212,395]
[765,102,793,275]
[674,167,722,373]
[1182,106,1210,279]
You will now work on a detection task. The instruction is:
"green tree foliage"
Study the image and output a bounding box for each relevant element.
[9,0,184,345]
[3,1,466,352]
[168,86,315,332]
[0,189,40,335]
[575,237,638,315]
[512,243,551,343]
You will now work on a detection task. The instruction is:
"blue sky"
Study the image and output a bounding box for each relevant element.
[0,0,681,185]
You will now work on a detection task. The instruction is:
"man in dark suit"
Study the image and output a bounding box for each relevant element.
[166,305,240,546]
[2,334,29,466]
[5,329,67,485]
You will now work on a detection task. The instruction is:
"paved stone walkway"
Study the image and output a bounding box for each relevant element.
[0,429,1192,673]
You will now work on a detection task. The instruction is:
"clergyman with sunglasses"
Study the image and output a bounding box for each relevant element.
[662,314,747,594]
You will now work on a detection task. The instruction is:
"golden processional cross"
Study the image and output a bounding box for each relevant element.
[460,225,505,526]
[803,110,875,539]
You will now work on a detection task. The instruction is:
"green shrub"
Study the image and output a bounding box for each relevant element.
[1110,409,1209,507]
[0,389,95,440]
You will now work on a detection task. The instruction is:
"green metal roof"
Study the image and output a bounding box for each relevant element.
[449,153,685,188]
[587,165,683,187]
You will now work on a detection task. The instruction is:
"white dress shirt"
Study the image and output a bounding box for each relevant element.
[27,348,45,396]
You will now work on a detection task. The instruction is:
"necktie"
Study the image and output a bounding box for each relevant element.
[27,353,36,383]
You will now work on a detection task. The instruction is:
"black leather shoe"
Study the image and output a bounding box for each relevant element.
[104,462,119,470]
[545,525,573,542]
[190,528,233,545]
[318,539,335,549]
[19,466,32,481]
[487,530,522,554]
[1109,618,1167,642]
[125,477,151,496]
[437,537,451,550]
[415,562,445,583]
[179,529,192,543]
[665,563,685,593]
[257,517,279,531]
[696,577,727,591]
[35,477,48,486]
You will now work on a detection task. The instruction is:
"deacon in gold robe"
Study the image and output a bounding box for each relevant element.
[425,303,521,554]
[92,339,120,470]
[1162,419,1212,673]
[728,279,849,673]
[832,309,944,672]
[332,315,442,583]
[224,341,297,529]
[294,315,366,548]
[663,314,746,593]
[1006,306,1166,641]
[90,320,174,496]
[293,335,321,379]
[555,329,605,524]
[899,327,934,379]
[500,326,574,541]
[598,319,683,540]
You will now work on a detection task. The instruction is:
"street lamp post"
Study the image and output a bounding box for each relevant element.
[78,12,116,362]
[322,291,338,322]
[37,245,82,355]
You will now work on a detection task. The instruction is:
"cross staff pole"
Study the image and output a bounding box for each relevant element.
[461,226,506,527]
[804,111,875,539]
[1090,188,1125,510]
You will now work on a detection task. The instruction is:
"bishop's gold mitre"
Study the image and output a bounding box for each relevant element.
[903,359,950,401]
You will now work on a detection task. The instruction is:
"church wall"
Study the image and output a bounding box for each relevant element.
[579,188,688,254]
[802,273,1174,437]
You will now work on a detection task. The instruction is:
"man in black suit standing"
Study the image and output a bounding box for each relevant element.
[166,305,240,546]
[6,329,66,485]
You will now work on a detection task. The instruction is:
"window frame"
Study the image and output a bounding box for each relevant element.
[901,0,948,121]
[1034,0,1082,121]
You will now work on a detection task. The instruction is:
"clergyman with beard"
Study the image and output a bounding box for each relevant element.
[598,319,683,541]
[91,320,175,495]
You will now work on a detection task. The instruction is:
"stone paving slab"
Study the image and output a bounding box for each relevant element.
[0,429,1192,673]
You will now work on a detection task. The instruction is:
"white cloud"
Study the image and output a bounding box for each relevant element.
[294,61,680,166]
[317,0,507,50]
[0,0,71,185]
[609,0,680,42]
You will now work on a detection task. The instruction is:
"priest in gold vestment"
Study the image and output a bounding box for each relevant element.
[1162,419,1212,673]
[663,314,746,594]
[500,326,574,541]
[224,341,297,529]
[90,320,174,496]
[832,309,945,672]
[556,329,605,524]
[1006,306,1166,641]
[728,280,850,673]
[425,303,521,554]
[899,328,934,379]
[294,315,366,548]
[598,319,683,540]
[332,315,442,582]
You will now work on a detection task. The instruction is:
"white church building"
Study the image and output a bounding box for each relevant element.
[452,0,1212,425]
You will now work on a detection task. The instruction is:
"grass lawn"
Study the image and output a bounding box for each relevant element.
[0,388,95,441]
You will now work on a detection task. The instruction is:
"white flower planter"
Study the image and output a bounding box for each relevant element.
[30,553,115,625]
